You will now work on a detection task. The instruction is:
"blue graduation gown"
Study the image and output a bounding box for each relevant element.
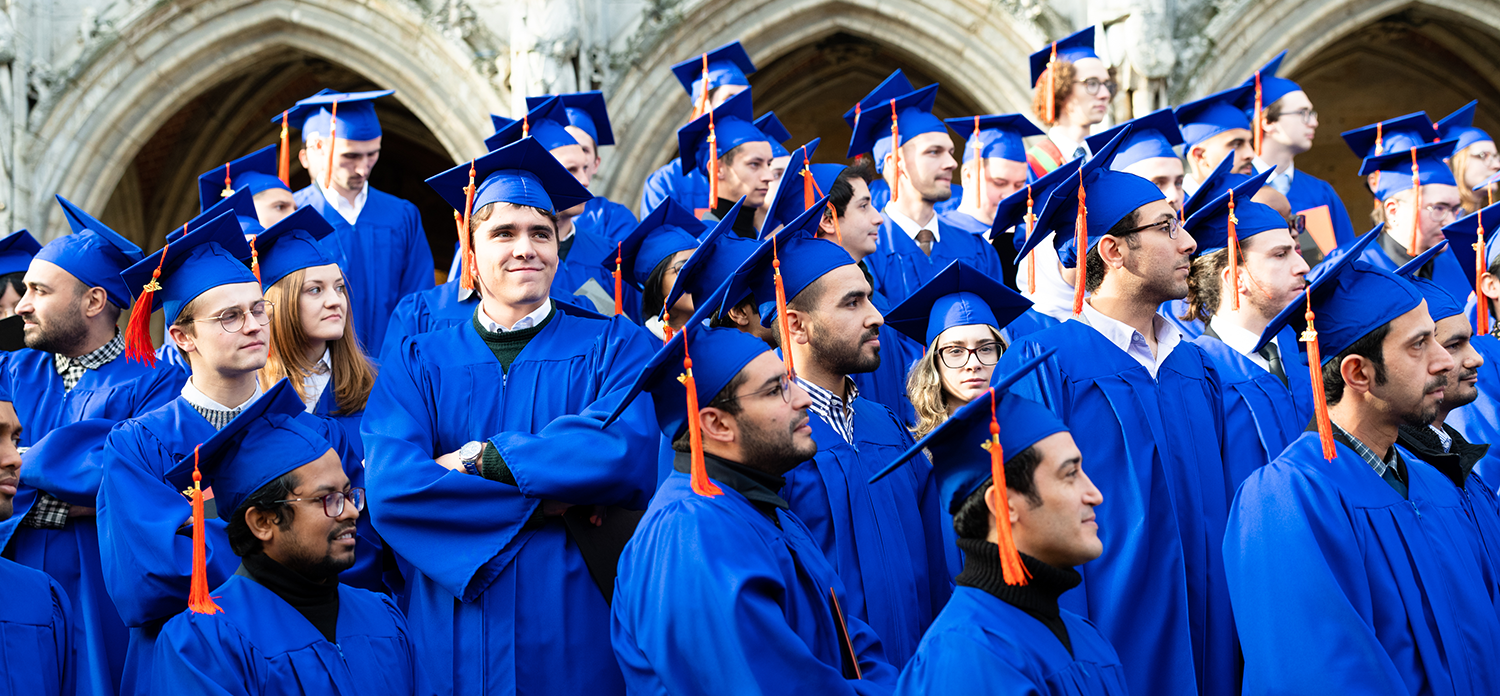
[552,225,641,322]
[574,195,638,244]
[294,186,435,353]
[1286,169,1356,246]
[1192,334,1302,488]
[867,214,1005,306]
[639,161,709,218]
[936,209,989,239]
[1226,433,1500,695]
[783,397,952,667]
[312,383,366,461]
[1001,309,1061,344]
[1161,301,1205,339]
[855,283,919,427]
[150,574,418,696]
[362,301,659,695]
[612,471,898,695]
[999,321,1241,696]
[0,347,184,696]
[98,397,376,696]
[869,181,962,217]
[377,280,478,362]
[895,587,1128,696]
[0,557,74,696]
[1451,335,1500,487]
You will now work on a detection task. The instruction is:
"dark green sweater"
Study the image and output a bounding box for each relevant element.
[469,303,557,483]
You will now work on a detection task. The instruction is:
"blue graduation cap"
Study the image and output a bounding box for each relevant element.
[1175,85,1255,148]
[755,112,793,158]
[490,114,515,132]
[1436,101,1492,154]
[1184,167,1280,253]
[994,156,1084,254]
[484,96,578,153]
[1341,112,1438,159]
[1028,27,1099,87]
[121,210,256,326]
[713,196,850,328]
[670,42,757,103]
[279,89,394,141]
[1084,108,1184,171]
[945,114,1044,164]
[1394,241,1465,322]
[1240,51,1304,117]
[885,260,1033,345]
[42,195,146,308]
[676,89,769,181]
[253,206,338,290]
[844,70,916,131]
[661,199,764,320]
[761,139,822,232]
[1181,154,1244,221]
[196,145,289,213]
[526,91,615,147]
[171,188,261,244]
[1441,202,1500,295]
[0,230,41,276]
[608,198,703,294]
[426,137,593,217]
[1358,138,1458,201]
[846,85,949,164]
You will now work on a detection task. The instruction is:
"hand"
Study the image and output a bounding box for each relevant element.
[436,450,467,472]
[67,505,96,518]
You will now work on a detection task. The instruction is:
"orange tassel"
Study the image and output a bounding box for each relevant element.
[248,235,261,284]
[1045,42,1058,124]
[973,115,989,213]
[1253,72,1264,158]
[1301,292,1336,460]
[323,99,338,190]
[278,111,291,187]
[221,161,234,199]
[1477,208,1490,334]
[1374,122,1384,156]
[1025,184,1037,294]
[803,150,816,211]
[125,239,173,366]
[679,332,722,497]
[662,313,674,344]
[1227,190,1241,311]
[460,161,477,292]
[692,53,710,120]
[187,445,222,614]
[522,113,530,139]
[773,235,796,377]
[1408,148,1420,256]
[889,99,901,204]
[984,389,1030,585]
[613,242,625,316]
[1072,169,1087,316]
[707,110,720,210]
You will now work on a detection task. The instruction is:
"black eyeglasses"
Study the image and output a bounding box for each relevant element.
[1074,78,1117,96]
[938,342,1000,369]
[1118,216,1183,240]
[274,487,365,518]
[189,301,273,333]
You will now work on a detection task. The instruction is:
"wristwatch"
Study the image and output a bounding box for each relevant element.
[458,440,485,476]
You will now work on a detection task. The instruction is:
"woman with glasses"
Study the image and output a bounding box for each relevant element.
[1024,26,1115,177]
[252,207,377,459]
[1437,102,1500,214]
[885,261,1033,440]
[607,199,704,341]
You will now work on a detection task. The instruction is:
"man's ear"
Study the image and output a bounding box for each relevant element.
[699,407,737,445]
[817,210,839,239]
[1097,235,1126,269]
[297,147,311,170]
[168,324,197,357]
[784,309,812,346]
[82,286,110,320]
[1338,353,1377,397]
[244,506,280,544]
[1480,271,1500,301]
[724,304,753,329]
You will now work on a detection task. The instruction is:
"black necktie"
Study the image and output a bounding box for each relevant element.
[1259,342,1287,385]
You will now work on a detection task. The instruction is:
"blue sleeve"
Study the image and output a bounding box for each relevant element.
[639,167,672,218]
[895,633,1042,696]
[380,292,424,365]
[150,615,258,696]
[50,578,76,696]
[400,201,435,300]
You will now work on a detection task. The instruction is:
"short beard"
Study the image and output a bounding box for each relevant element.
[739,411,817,476]
[281,523,357,583]
[1443,367,1481,410]
[1398,375,1447,427]
[808,320,881,376]
[24,299,89,355]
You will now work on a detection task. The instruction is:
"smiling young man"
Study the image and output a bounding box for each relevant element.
[0,195,181,696]
[1176,85,1257,194]
[151,381,418,696]
[1229,250,1500,694]
[364,137,660,696]
[676,89,775,232]
[97,212,370,696]
[1001,131,1246,696]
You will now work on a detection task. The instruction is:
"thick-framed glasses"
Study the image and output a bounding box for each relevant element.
[1277,108,1318,125]
[1073,78,1117,96]
[274,487,365,518]
[730,374,793,404]
[938,342,1000,369]
[189,301,273,333]
[1118,216,1183,240]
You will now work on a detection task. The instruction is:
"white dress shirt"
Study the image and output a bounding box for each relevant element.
[317,180,369,225]
[1046,127,1090,163]
[1072,300,1183,378]
[478,301,553,333]
[302,348,333,412]
[884,205,942,244]
[1016,237,1081,323]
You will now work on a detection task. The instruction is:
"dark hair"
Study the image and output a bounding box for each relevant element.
[1321,322,1391,405]
[671,368,750,452]
[1182,248,1230,324]
[1,271,23,299]
[710,298,754,329]
[952,444,1045,539]
[1083,210,1143,293]
[640,254,677,322]
[225,471,300,557]
[828,160,876,219]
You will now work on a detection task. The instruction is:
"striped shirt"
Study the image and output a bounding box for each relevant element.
[795,376,859,446]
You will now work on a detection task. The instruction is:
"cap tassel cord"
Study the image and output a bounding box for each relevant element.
[613,242,625,316]
[1252,72,1264,158]
[1227,190,1241,310]
[692,53,710,120]
[187,445,222,614]
[889,99,902,204]
[125,239,173,366]
[661,312,674,344]
[451,210,464,284]
[1045,43,1058,125]
[221,162,234,199]
[459,161,478,291]
[982,389,1030,585]
[1477,208,1490,334]
[1025,184,1037,294]
[1374,122,1384,156]
[1408,147,1421,257]
[278,111,291,186]
[248,235,261,284]
[802,150,816,211]
[707,110,720,210]
[773,235,796,378]
[1302,292,1337,460]
[679,332,722,497]
[974,116,990,213]
[1071,170,1087,316]
[323,100,338,191]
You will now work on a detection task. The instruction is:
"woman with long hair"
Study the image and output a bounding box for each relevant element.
[610,199,703,341]
[1437,102,1500,214]
[888,261,1033,440]
[254,207,377,456]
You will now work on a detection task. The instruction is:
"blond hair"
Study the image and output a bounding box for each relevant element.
[906,325,1007,441]
[258,267,376,414]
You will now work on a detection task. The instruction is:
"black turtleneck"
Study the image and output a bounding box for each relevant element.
[709,198,760,239]
[1397,422,1491,490]
[673,451,788,520]
[955,538,1082,656]
[238,553,341,643]
[1378,233,1434,278]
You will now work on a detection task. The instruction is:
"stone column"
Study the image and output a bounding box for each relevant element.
[508,0,582,112]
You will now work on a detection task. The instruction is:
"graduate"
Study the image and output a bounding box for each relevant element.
[97,213,372,696]
[999,128,1243,696]
[1025,27,1113,175]
[1442,203,1500,483]
[721,199,953,666]
[1175,84,1256,193]
[253,207,377,456]
[0,228,42,318]
[1242,51,1356,245]
[998,158,1085,339]
[606,198,704,339]
[278,88,435,352]
[1352,138,1471,302]
[940,114,1043,287]
[196,143,297,228]
[1437,102,1500,214]
[525,90,639,243]
[665,200,762,334]
[607,299,897,694]
[0,195,180,696]
[1230,246,1500,695]
[0,400,73,696]
[677,89,775,229]
[1083,107,1186,212]
[151,380,419,696]
[872,354,1128,696]
[852,85,1003,305]
[363,137,660,695]
[640,41,755,217]
[844,70,960,215]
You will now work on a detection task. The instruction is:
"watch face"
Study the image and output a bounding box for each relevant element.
[460,441,482,460]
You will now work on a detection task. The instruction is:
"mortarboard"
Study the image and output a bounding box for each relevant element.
[606,198,703,316]
[1175,85,1255,148]
[484,96,579,153]
[761,139,826,232]
[847,85,950,201]
[993,156,1082,292]
[1241,51,1304,157]
[1029,27,1100,125]
[43,195,146,309]
[279,89,393,142]
[1181,154,1245,221]
[845,71,917,171]
[196,145,290,213]
[677,89,769,209]
[526,91,615,147]
[1341,112,1438,159]
[884,260,1033,345]
[755,112,793,158]
[1436,101,1492,154]
[1360,139,1459,254]
[671,41,757,113]
[490,114,515,132]
[869,349,1063,585]
[660,199,763,323]
[1084,108,1184,171]
[0,230,42,276]
[171,187,262,245]
[946,114,1043,210]
[1442,202,1500,333]
[252,206,338,290]
[1394,241,1465,322]
[1183,168,1283,311]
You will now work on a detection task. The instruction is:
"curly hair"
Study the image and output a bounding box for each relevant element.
[1182,248,1230,324]
[1031,60,1077,127]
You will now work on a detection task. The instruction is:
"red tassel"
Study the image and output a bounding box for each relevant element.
[460,161,477,292]
[1045,42,1058,124]
[773,235,796,378]
[1025,184,1037,295]
[1374,122,1384,156]
[973,116,989,213]
[187,445,222,614]
[125,240,172,366]
[278,111,291,187]
[1478,208,1490,334]
[680,332,722,497]
[1227,190,1241,311]
[692,53,710,120]
[1301,292,1336,460]
[1409,148,1421,256]
[661,313,674,344]
[522,113,530,139]
[1072,169,1087,316]
[1253,72,1264,159]
[248,235,261,284]
[323,99,338,190]
[221,161,234,199]
[706,109,720,210]
[985,389,1030,585]
[613,242,625,316]
[802,149,816,211]
[889,99,901,203]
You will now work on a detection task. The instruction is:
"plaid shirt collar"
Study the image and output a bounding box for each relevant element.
[795,375,859,446]
[1331,421,1400,480]
[53,331,124,372]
